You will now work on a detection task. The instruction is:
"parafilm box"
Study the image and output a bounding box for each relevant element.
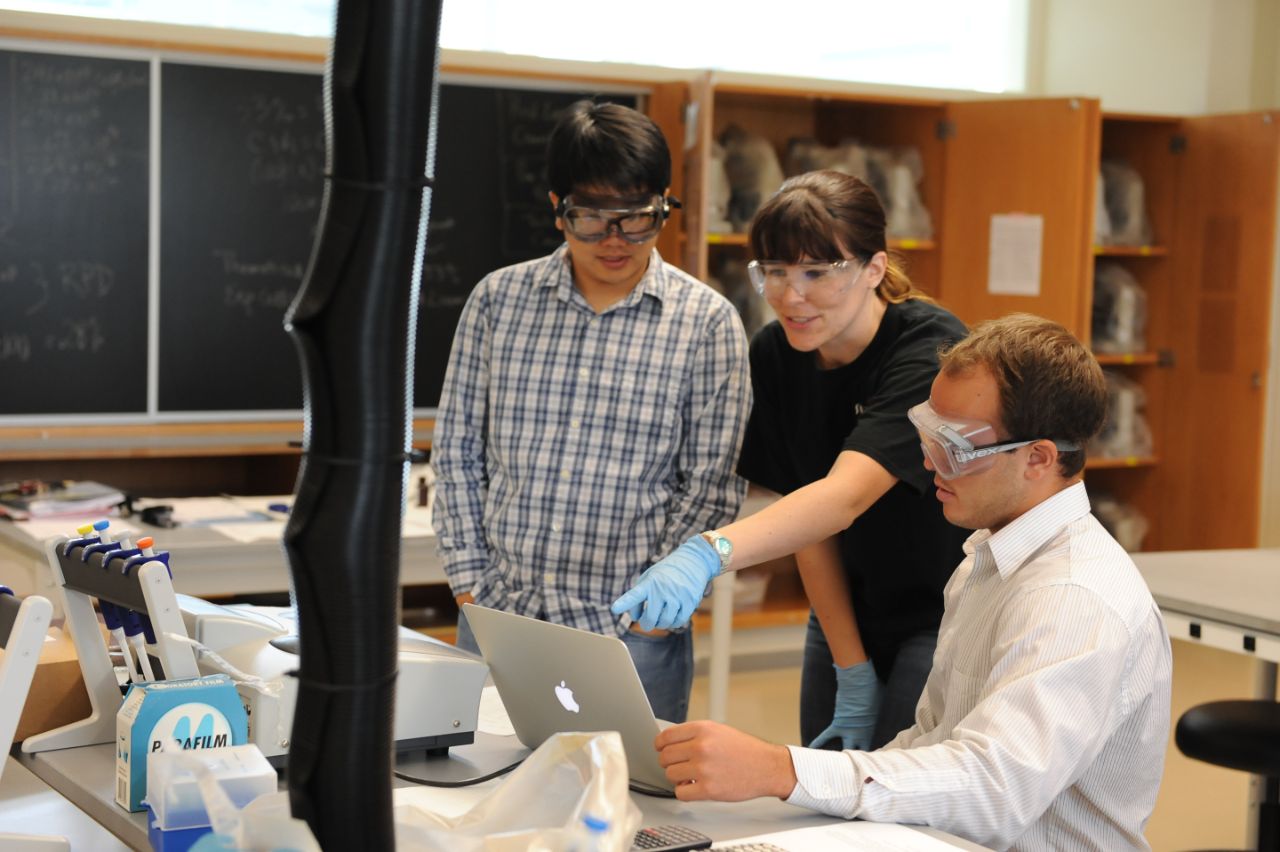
[115,674,248,812]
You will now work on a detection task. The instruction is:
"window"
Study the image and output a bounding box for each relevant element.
[1,0,1030,93]
[2,0,336,36]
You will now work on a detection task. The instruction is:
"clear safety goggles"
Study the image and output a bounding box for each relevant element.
[906,400,1080,480]
[556,195,679,244]
[746,259,861,301]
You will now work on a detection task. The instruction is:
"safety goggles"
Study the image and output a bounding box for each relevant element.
[746,259,861,301]
[906,400,1080,480]
[556,195,679,244]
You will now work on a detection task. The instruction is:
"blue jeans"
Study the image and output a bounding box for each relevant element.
[455,611,693,724]
[799,611,936,749]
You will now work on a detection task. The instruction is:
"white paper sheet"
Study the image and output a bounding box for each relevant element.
[209,521,287,544]
[987,213,1043,296]
[714,820,970,850]
[222,494,294,516]
[402,503,434,536]
[10,518,139,542]
[168,497,270,525]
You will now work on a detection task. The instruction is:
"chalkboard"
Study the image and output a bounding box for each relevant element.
[0,44,641,418]
[415,83,638,409]
[0,49,150,415]
[158,68,636,412]
[159,63,322,412]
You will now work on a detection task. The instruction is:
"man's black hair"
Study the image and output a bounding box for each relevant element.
[546,100,671,199]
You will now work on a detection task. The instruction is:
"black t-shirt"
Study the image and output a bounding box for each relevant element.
[738,299,970,677]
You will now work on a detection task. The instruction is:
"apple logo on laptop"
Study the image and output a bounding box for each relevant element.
[555,680,580,713]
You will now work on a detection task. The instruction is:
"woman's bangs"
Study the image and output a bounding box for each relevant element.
[749,196,843,262]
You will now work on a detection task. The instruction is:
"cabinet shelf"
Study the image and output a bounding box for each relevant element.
[1094,352,1162,366]
[0,419,436,461]
[705,232,749,246]
[707,232,936,251]
[1086,456,1159,470]
[1093,245,1168,257]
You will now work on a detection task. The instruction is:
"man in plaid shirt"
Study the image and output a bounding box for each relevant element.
[433,101,751,722]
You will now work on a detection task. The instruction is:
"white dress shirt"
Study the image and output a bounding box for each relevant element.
[785,482,1173,851]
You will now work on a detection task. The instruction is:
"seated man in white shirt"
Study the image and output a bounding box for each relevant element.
[652,313,1173,851]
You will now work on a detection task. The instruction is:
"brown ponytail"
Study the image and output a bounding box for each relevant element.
[880,254,916,303]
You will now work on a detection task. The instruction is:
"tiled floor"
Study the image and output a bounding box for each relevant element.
[688,661,802,746]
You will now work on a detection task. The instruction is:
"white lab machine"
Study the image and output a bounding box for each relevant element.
[175,595,487,764]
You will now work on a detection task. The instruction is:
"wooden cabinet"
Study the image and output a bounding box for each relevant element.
[671,76,1277,624]
[1085,115,1181,550]
[644,81,692,266]
[1085,112,1279,553]
[682,74,946,331]
[937,98,1100,335]
[0,26,1272,558]
[677,76,1105,619]
[681,73,1100,339]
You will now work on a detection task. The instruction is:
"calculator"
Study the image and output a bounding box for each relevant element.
[631,824,713,851]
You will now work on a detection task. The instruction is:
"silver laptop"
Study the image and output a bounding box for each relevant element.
[461,603,674,793]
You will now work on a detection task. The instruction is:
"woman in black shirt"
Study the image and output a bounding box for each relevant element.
[614,170,968,749]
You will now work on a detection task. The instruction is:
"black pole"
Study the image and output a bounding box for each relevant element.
[281,0,442,847]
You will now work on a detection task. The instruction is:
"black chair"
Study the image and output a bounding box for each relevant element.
[1176,700,1280,851]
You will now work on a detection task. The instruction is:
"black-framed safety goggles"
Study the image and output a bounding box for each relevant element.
[556,194,681,244]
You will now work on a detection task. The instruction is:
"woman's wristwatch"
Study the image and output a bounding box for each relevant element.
[699,530,734,572]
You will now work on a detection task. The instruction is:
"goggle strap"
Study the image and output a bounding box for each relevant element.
[952,438,1082,464]
[556,195,677,217]
[952,440,1033,464]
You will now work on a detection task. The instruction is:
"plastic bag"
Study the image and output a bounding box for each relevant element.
[187,793,322,852]
[783,137,869,180]
[393,731,641,852]
[176,746,320,852]
[1099,160,1153,246]
[712,254,776,337]
[720,124,785,232]
[1091,262,1148,353]
[1093,171,1112,245]
[707,140,733,234]
[1089,371,1153,459]
[1092,493,1151,552]
[783,139,933,241]
[867,146,933,241]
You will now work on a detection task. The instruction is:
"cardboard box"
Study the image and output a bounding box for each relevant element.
[116,674,249,812]
[0,626,92,742]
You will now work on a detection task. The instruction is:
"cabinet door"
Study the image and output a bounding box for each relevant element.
[1161,112,1280,549]
[647,80,691,270]
[938,98,1101,337]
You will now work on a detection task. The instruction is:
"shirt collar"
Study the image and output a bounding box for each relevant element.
[538,243,668,310]
[963,481,1092,579]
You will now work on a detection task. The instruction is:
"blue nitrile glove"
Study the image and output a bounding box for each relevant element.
[610,535,721,631]
[808,659,882,751]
